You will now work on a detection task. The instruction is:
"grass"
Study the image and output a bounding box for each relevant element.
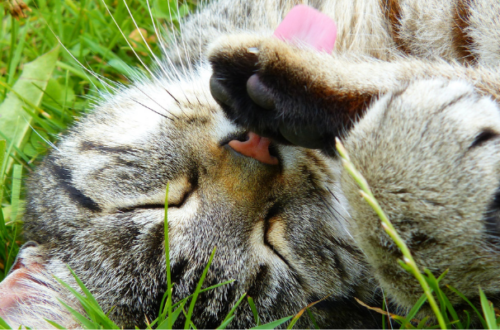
[0,0,499,329]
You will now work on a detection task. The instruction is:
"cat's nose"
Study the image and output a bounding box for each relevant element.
[229,132,279,165]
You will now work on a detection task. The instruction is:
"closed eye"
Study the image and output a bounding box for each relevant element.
[117,178,194,213]
[119,204,165,213]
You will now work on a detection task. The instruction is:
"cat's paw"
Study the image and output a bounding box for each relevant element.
[208,34,371,154]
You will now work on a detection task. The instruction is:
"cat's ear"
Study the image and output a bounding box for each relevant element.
[208,35,373,155]
[0,242,78,328]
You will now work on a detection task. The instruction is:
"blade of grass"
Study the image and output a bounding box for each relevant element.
[0,207,5,241]
[306,308,320,330]
[0,130,34,167]
[156,300,186,329]
[54,272,119,329]
[423,269,462,328]
[4,164,22,275]
[22,106,59,133]
[9,164,22,221]
[155,288,172,326]
[217,292,247,329]
[286,294,331,329]
[0,139,5,206]
[200,279,235,294]
[44,319,66,329]
[164,182,173,329]
[480,288,498,329]
[181,307,198,330]
[247,296,260,326]
[55,61,104,89]
[0,46,59,175]
[4,16,17,99]
[69,0,87,41]
[161,279,236,319]
[382,296,387,330]
[216,316,235,330]
[0,316,12,330]
[423,270,448,324]
[7,20,30,85]
[106,306,116,317]
[463,310,471,329]
[66,265,102,313]
[0,135,16,209]
[400,294,427,329]
[250,316,293,330]
[416,316,430,329]
[336,138,447,329]
[56,298,97,329]
[184,246,216,329]
[447,285,487,328]
[54,276,99,322]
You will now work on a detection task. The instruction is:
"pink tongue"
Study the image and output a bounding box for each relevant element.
[273,5,337,53]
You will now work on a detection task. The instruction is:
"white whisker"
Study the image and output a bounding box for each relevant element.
[99,0,156,79]
[175,2,196,81]
[166,1,189,78]
[130,98,174,122]
[122,0,171,80]
[135,86,179,120]
[145,0,183,82]
[162,0,197,107]
[24,117,60,152]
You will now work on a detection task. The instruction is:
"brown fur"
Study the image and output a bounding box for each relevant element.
[384,0,412,54]
[452,0,476,63]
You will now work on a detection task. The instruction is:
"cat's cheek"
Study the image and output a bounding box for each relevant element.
[165,193,201,230]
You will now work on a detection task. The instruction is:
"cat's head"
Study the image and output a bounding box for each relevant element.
[1,66,378,328]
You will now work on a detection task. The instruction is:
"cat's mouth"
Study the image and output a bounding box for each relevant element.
[222,131,280,165]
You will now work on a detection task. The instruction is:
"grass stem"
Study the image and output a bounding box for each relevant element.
[336,138,447,329]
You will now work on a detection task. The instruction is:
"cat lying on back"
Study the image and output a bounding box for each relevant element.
[1,0,500,328]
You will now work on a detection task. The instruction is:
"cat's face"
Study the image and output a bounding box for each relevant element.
[19,67,377,328]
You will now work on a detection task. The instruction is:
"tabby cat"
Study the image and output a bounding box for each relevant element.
[1,0,500,328]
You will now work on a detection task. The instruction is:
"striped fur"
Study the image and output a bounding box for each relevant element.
[1,0,500,328]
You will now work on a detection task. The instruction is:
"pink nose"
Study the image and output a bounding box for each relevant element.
[228,132,279,165]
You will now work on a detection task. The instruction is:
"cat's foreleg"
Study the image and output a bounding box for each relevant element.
[0,243,81,329]
[208,34,500,155]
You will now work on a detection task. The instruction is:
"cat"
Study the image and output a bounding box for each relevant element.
[1,0,500,328]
